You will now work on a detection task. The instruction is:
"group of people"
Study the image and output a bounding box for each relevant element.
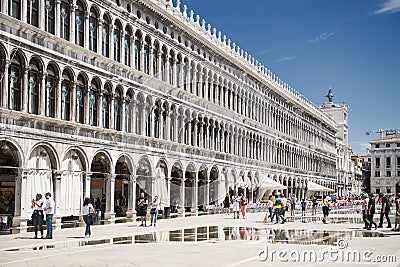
[137,192,161,227]
[31,192,54,239]
[224,192,248,219]
[362,192,400,231]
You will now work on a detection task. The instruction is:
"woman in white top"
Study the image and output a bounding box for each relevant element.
[82,197,95,237]
[231,192,240,219]
[150,196,160,227]
[31,193,44,238]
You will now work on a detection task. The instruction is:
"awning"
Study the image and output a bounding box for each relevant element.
[307,181,335,192]
[255,173,287,201]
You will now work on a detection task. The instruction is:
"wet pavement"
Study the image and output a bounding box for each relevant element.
[0,212,399,266]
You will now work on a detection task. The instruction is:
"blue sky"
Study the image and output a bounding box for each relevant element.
[179,0,400,154]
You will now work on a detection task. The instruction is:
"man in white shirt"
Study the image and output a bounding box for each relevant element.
[43,192,55,239]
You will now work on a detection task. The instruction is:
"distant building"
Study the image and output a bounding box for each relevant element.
[320,88,353,196]
[370,133,400,194]
[351,153,371,194]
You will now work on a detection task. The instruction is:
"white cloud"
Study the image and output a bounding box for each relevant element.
[375,0,400,14]
[260,49,271,55]
[274,56,296,63]
[309,29,341,44]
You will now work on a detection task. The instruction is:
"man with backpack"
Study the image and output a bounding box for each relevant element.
[273,193,282,224]
[378,193,392,228]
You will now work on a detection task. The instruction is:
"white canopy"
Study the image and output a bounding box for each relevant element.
[307,181,335,192]
[255,173,287,200]
[154,167,169,207]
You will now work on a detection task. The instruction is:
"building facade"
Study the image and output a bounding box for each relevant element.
[370,134,400,194]
[320,89,353,196]
[0,0,338,230]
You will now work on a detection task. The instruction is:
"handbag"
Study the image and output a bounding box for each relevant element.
[150,208,156,214]
[89,207,96,218]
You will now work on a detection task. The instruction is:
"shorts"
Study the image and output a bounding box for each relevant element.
[322,206,329,216]
[138,206,147,217]
[232,202,240,212]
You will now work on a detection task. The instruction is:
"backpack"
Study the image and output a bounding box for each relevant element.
[275,198,281,206]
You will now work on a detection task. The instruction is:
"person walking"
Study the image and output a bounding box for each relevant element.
[231,192,240,219]
[378,193,392,228]
[223,193,231,215]
[240,193,248,219]
[273,194,282,224]
[301,199,307,217]
[267,195,273,222]
[137,192,148,226]
[321,195,329,224]
[31,193,44,239]
[82,197,95,238]
[366,193,378,230]
[279,193,287,224]
[392,193,400,231]
[43,192,54,239]
[290,194,296,217]
[362,194,370,229]
[311,196,318,216]
[150,196,160,227]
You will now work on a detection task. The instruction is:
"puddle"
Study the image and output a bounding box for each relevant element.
[5,225,388,252]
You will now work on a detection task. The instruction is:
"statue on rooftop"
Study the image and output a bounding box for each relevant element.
[325,87,334,102]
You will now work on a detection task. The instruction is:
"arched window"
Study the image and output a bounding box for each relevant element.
[76,75,85,123]
[135,95,143,135]
[89,79,99,126]
[176,55,181,87]
[61,70,72,121]
[27,0,39,27]
[124,27,132,66]
[102,84,111,128]
[169,51,174,84]
[9,0,21,20]
[183,59,188,91]
[113,21,122,62]
[44,0,55,34]
[160,47,167,81]
[102,15,111,58]
[28,59,40,115]
[154,101,161,138]
[8,52,23,111]
[75,1,85,47]
[114,88,121,130]
[145,98,151,137]
[162,102,168,139]
[60,0,70,40]
[134,32,142,70]
[125,91,133,133]
[143,37,150,74]
[152,42,158,77]
[89,8,98,52]
[45,64,57,118]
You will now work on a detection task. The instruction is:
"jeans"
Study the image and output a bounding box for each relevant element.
[379,211,391,227]
[32,211,43,237]
[274,208,281,223]
[268,207,273,221]
[366,214,377,229]
[150,211,158,225]
[46,214,53,237]
[83,215,92,236]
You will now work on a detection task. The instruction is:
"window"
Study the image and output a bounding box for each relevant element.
[398,157,400,166]
[386,157,391,168]
[144,38,150,74]
[152,44,158,77]
[397,170,400,177]
[45,65,57,118]
[44,0,55,34]
[386,171,391,177]
[387,188,391,194]
[386,143,390,148]
[9,0,21,20]
[160,47,166,81]
[61,70,72,121]
[124,27,132,66]
[102,15,111,57]
[8,52,23,111]
[375,157,380,167]
[114,21,122,62]
[89,80,99,126]
[28,59,40,115]
[76,75,85,123]
[75,1,85,47]
[375,171,380,177]
[376,188,380,194]
[134,32,141,70]
[125,92,133,133]
[60,0,70,40]
[114,88,121,131]
[27,0,39,27]
[102,84,111,128]
[397,143,400,147]
[89,9,98,52]
[375,144,380,148]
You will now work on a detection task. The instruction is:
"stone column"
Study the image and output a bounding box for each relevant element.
[178,178,185,217]
[39,0,45,29]
[110,93,115,129]
[23,67,29,112]
[22,0,27,23]
[84,12,90,50]
[206,179,210,207]
[165,111,171,140]
[131,100,137,134]
[97,20,103,56]
[191,173,199,215]
[140,104,146,135]
[84,173,91,199]
[84,86,90,124]
[104,174,115,220]
[149,107,155,137]
[12,170,29,233]
[1,0,7,13]
[71,82,77,121]
[56,78,62,119]
[1,61,10,108]
[121,97,126,132]
[97,91,103,127]
[126,175,137,218]
[54,171,62,230]
[139,41,144,72]
[55,0,60,37]
[157,51,162,79]
[70,4,76,44]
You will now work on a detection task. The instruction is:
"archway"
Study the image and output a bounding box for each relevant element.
[90,152,111,219]
[114,156,132,217]
[185,163,196,212]
[170,162,182,213]
[136,157,152,207]
[197,165,208,211]
[209,166,219,205]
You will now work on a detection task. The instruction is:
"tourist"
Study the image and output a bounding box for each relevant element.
[223,193,230,215]
[366,193,377,230]
[137,192,148,226]
[240,193,247,219]
[301,199,307,217]
[273,193,281,224]
[279,193,287,224]
[231,191,240,219]
[267,195,274,222]
[393,193,400,232]
[321,195,329,224]
[31,193,44,239]
[82,197,95,237]
[362,194,370,229]
[290,194,296,217]
[43,192,54,239]
[150,196,160,227]
[311,196,318,216]
[378,193,392,228]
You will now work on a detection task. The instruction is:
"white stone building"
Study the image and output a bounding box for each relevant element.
[320,89,353,196]
[0,0,338,230]
[370,133,400,194]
